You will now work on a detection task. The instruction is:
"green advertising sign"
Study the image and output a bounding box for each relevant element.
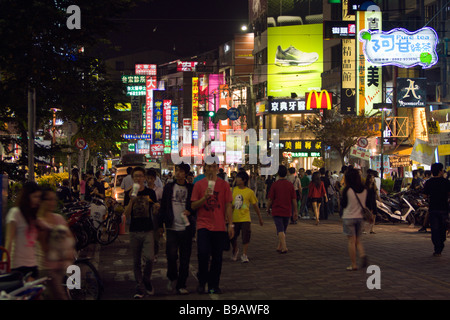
[268,24,323,98]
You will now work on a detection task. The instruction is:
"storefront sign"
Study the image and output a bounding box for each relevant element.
[274,140,322,154]
[268,99,309,114]
[121,75,146,84]
[171,106,179,153]
[306,90,333,110]
[358,27,438,69]
[324,20,356,39]
[150,144,164,157]
[135,64,157,75]
[397,78,427,107]
[389,156,412,168]
[341,0,356,115]
[177,61,198,72]
[163,100,172,153]
[123,134,151,140]
[126,85,146,96]
[350,146,371,161]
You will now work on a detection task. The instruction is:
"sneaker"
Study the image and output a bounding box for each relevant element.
[167,279,176,293]
[197,283,206,294]
[275,45,319,67]
[208,287,222,294]
[134,289,145,299]
[144,282,154,296]
[231,248,239,261]
[177,288,189,295]
[241,254,249,263]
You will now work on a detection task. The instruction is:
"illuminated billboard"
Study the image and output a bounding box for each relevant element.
[268,24,323,98]
[359,27,438,69]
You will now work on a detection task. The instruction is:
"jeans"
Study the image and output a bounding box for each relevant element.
[300,193,309,217]
[129,231,155,290]
[196,228,227,290]
[166,229,193,290]
[429,211,448,254]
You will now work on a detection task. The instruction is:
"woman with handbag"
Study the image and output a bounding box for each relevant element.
[341,168,369,271]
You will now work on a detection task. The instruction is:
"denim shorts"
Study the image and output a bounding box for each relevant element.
[273,216,290,234]
[343,218,364,237]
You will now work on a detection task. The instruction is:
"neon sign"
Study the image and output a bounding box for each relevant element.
[359,27,438,69]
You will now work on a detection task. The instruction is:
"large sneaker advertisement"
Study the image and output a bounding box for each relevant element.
[268,23,323,98]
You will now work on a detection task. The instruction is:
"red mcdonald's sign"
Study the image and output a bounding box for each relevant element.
[306,90,333,110]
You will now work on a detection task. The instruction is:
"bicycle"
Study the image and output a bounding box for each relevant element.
[65,257,103,300]
[0,273,49,300]
[96,210,122,245]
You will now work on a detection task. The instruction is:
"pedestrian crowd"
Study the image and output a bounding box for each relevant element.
[3,160,449,299]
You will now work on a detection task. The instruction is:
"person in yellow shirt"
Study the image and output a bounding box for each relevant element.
[231,171,263,263]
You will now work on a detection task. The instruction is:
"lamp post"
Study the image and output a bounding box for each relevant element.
[373,103,392,182]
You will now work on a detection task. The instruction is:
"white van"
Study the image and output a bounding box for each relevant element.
[112,162,160,204]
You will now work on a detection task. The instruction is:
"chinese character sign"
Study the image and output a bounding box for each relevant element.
[171,107,179,153]
[153,100,163,144]
[359,27,438,69]
[163,100,172,152]
[145,88,153,137]
[135,64,157,75]
[192,77,199,140]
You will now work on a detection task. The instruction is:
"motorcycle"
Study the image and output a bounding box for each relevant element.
[376,191,415,225]
[0,272,48,300]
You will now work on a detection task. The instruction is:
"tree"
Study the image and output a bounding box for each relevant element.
[301,108,380,166]
[0,0,139,179]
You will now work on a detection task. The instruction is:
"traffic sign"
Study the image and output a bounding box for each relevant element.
[75,138,87,150]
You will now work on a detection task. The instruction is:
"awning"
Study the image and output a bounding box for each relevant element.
[383,145,413,156]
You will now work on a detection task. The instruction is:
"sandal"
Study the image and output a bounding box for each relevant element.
[346,266,358,271]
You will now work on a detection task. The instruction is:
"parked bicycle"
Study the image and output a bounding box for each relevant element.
[65,257,103,300]
[0,272,48,300]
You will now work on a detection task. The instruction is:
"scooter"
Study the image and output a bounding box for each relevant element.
[376,193,415,225]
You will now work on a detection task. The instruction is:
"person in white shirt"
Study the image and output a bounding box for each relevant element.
[120,167,134,193]
[341,168,369,271]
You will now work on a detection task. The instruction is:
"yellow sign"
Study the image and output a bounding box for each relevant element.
[438,144,450,156]
[306,90,332,110]
[427,121,440,134]
[192,77,199,134]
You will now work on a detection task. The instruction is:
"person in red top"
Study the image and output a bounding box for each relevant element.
[308,171,328,225]
[191,162,233,294]
[267,165,298,254]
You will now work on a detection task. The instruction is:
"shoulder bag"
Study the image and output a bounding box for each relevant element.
[353,189,374,223]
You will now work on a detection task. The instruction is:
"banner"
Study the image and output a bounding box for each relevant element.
[192,77,199,140]
[171,106,179,153]
[410,139,436,165]
[356,10,382,116]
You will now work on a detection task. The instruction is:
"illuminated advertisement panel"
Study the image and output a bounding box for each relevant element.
[153,100,163,144]
[171,106,179,153]
[135,64,157,75]
[177,61,198,72]
[356,10,382,116]
[145,79,153,138]
[358,27,438,69]
[192,77,199,140]
[268,24,323,98]
[208,74,224,136]
[163,100,172,153]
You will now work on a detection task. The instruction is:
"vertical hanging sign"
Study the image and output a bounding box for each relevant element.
[356,9,382,116]
[341,0,356,115]
[145,77,153,141]
[171,106,179,153]
[192,77,199,140]
[163,100,172,153]
[153,100,163,144]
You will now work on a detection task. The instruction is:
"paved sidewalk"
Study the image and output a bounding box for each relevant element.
[87,210,450,300]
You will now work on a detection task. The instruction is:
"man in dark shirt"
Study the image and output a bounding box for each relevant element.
[124,167,159,298]
[423,163,450,257]
[92,171,106,200]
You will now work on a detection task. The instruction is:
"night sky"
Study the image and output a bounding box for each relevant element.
[105,0,249,59]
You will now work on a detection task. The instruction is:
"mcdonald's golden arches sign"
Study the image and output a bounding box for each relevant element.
[306,90,333,110]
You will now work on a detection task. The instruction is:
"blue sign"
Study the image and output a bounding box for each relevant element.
[227,108,240,121]
[153,100,164,144]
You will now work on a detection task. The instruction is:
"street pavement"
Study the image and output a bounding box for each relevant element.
[82,208,450,301]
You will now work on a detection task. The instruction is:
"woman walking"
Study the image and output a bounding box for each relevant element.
[37,188,76,299]
[364,173,378,234]
[308,172,327,225]
[341,168,369,271]
[5,182,42,280]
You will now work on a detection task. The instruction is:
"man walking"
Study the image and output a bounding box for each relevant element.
[124,167,159,298]
[158,163,195,295]
[423,162,450,257]
[191,162,233,294]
